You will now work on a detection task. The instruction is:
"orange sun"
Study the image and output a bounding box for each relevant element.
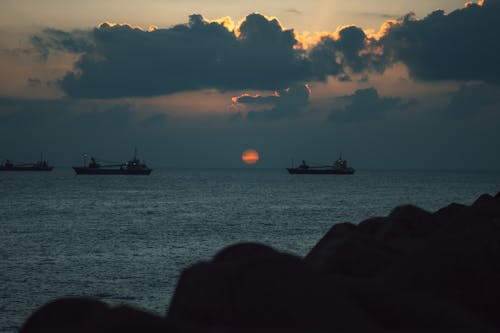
[241,149,259,164]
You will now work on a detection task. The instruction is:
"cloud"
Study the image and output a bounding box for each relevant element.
[232,84,310,120]
[307,25,386,80]
[24,1,500,100]
[358,12,401,20]
[27,78,42,88]
[329,87,414,122]
[30,28,94,60]
[0,98,166,146]
[446,83,500,117]
[1,92,499,169]
[305,0,500,85]
[379,0,500,84]
[34,14,309,98]
[285,8,302,15]
[29,14,387,99]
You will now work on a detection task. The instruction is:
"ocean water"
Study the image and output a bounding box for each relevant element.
[1,168,499,332]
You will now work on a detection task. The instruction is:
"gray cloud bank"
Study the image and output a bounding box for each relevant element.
[25,1,500,98]
[232,84,310,120]
[1,91,498,169]
[38,14,309,98]
[379,0,500,84]
[329,88,416,122]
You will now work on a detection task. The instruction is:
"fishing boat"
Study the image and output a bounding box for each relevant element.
[0,154,53,171]
[287,155,355,175]
[72,149,152,175]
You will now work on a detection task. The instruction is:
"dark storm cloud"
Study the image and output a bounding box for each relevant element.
[142,112,168,127]
[312,0,500,84]
[338,74,352,82]
[30,28,94,60]
[380,0,500,84]
[233,84,310,120]
[27,77,42,88]
[308,26,385,80]
[446,83,500,117]
[29,13,385,99]
[0,98,166,147]
[52,14,310,98]
[24,1,500,99]
[358,12,400,19]
[329,88,415,122]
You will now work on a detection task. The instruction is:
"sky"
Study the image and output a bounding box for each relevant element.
[1,0,499,169]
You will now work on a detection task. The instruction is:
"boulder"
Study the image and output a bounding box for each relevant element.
[305,205,440,276]
[304,192,500,330]
[19,298,109,333]
[306,222,398,276]
[386,193,500,327]
[19,298,170,333]
[168,242,375,331]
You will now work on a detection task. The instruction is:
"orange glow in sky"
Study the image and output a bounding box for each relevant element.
[241,149,259,164]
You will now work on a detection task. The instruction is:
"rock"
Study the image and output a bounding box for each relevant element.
[473,193,494,206]
[305,192,500,330]
[306,223,398,276]
[213,242,291,263]
[305,205,440,276]
[386,200,500,327]
[383,204,439,239]
[168,242,375,331]
[19,298,109,333]
[358,287,497,332]
[91,305,170,333]
[432,202,467,223]
[357,205,440,248]
[19,298,170,333]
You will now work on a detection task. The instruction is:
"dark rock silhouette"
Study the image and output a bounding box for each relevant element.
[306,192,500,331]
[20,192,500,332]
[19,298,170,333]
[168,242,375,331]
[19,298,109,333]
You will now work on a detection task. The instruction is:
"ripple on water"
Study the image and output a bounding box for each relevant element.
[1,168,500,332]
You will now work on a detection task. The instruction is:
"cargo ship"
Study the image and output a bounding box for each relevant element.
[0,154,53,171]
[72,149,152,175]
[287,155,355,175]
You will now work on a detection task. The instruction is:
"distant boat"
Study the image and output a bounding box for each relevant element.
[287,155,355,175]
[72,149,152,175]
[0,154,53,171]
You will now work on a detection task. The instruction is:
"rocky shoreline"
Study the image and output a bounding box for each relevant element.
[20,192,500,332]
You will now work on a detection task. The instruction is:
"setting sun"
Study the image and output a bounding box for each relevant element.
[241,149,259,164]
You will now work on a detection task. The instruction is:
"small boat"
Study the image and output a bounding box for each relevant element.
[72,149,152,175]
[287,155,355,175]
[0,154,53,171]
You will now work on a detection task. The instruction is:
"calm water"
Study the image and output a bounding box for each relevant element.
[1,168,499,332]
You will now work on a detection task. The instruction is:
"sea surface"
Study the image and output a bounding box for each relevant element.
[1,168,499,332]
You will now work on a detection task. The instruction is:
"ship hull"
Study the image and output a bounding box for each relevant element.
[0,166,53,171]
[287,168,354,175]
[72,167,152,175]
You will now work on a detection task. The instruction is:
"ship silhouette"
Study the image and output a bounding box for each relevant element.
[0,153,53,171]
[72,149,152,175]
[287,155,355,175]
